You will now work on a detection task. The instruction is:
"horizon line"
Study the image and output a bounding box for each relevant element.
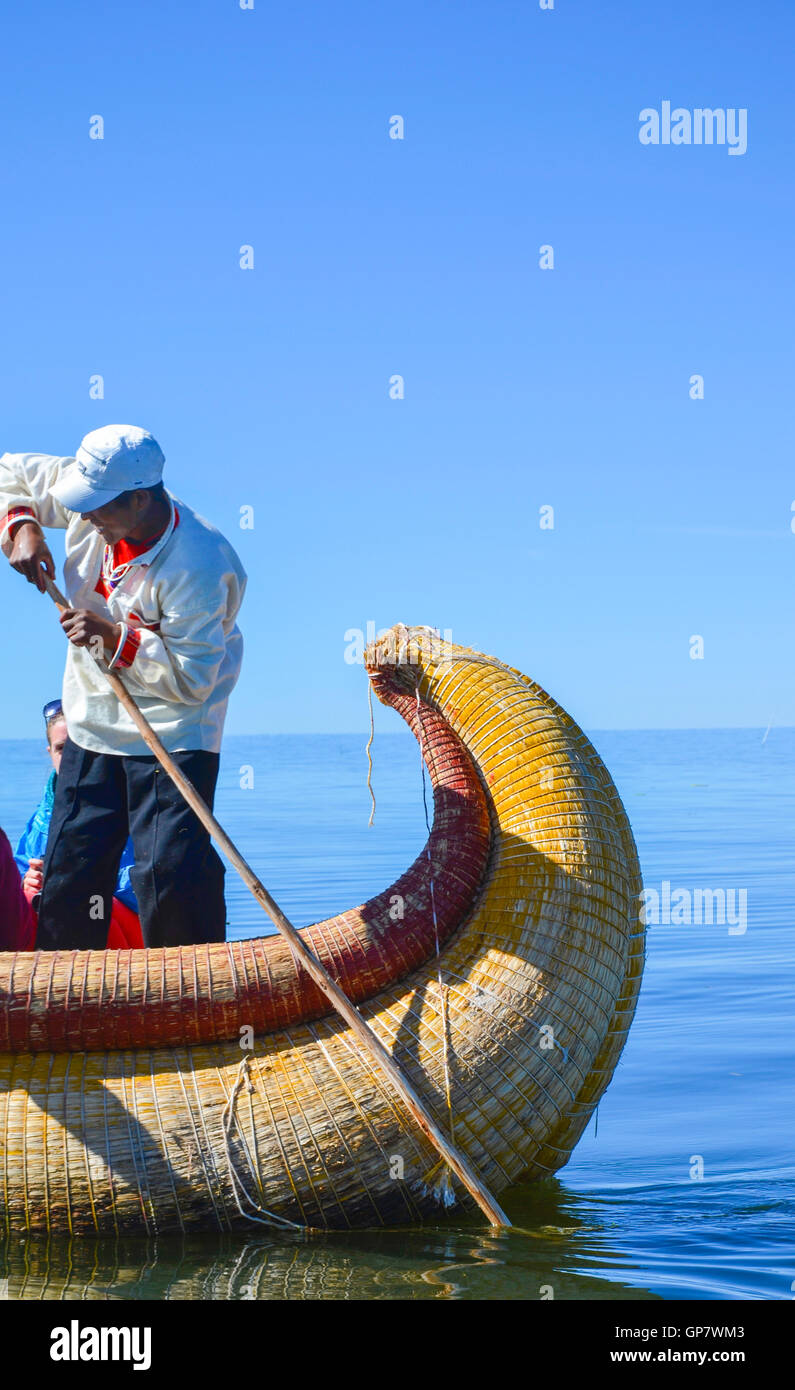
[2,724,794,741]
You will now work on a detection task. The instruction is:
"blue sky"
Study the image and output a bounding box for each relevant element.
[1,0,792,734]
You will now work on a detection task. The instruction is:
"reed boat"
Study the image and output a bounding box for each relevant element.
[0,625,644,1234]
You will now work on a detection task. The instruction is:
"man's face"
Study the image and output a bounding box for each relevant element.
[47,717,68,773]
[82,493,143,545]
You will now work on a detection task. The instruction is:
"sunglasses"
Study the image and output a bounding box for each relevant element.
[42,699,63,723]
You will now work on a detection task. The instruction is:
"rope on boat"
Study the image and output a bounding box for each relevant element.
[365,678,377,827]
[412,681,457,1203]
[362,636,513,839]
[221,1055,305,1231]
[363,654,460,1206]
[363,642,467,1204]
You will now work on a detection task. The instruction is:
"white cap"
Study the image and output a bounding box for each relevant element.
[50,425,165,513]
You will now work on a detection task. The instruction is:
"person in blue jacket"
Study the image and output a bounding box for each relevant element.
[15,698,138,912]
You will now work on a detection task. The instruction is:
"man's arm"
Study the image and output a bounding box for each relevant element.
[111,569,244,707]
[0,452,73,592]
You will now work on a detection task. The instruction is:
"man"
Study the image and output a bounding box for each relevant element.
[0,424,247,950]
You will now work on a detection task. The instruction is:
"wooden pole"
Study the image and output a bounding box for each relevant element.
[41,574,511,1228]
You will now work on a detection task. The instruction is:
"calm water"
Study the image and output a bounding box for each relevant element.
[1,729,793,1301]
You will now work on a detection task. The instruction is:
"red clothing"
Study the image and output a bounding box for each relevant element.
[113,512,175,567]
[17,896,144,951]
[5,835,144,952]
[106,898,144,949]
[0,828,36,951]
[95,508,179,598]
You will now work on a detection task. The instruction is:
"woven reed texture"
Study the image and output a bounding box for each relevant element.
[0,626,644,1233]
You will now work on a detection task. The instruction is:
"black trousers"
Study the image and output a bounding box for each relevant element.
[37,737,226,950]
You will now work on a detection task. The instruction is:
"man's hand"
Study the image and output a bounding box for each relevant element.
[22,857,44,905]
[5,520,55,592]
[60,608,122,656]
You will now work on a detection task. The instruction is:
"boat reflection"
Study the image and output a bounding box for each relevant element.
[2,1180,659,1301]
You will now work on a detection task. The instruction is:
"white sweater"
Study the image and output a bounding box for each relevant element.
[0,452,247,756]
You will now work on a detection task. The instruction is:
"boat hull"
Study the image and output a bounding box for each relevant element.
[0,627,644,1232]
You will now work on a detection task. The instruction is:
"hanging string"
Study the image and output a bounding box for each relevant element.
[365,679,377,828]
[413,682,456,1153]
[362,646,465,1207]
[362,639,512,836]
